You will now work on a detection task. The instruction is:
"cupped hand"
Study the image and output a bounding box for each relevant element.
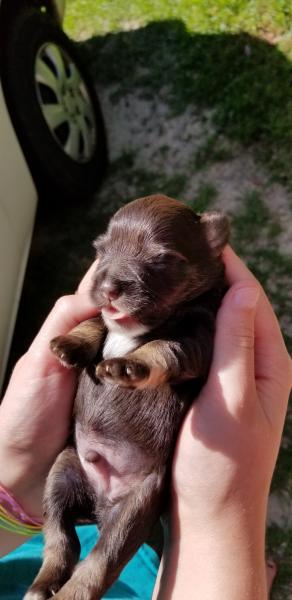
[171,246,292,534]
[0,261,99,518]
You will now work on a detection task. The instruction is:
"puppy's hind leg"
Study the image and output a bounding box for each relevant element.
[52,471,164,600]
[24,448,95,600]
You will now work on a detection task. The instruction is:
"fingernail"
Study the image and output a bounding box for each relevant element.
[234,286,260,308]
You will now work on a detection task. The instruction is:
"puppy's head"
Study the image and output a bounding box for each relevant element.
[91,195,229,333]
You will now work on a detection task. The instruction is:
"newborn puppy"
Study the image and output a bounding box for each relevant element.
[25,194,229,600]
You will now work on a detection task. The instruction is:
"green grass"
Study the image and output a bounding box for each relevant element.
[231,190,292,350]
[194,135,234,169]
[188,182,218,211]
[231,189,280,245]
[65,1,292,187]
[97,156,217,216]
[268,524,292,598]
[66,1,292,39]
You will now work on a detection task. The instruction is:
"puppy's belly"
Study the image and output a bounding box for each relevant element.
[75,423,152,502]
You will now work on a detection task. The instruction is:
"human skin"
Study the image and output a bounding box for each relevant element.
[0,245,291,593]
[153,246,292,599]
[0,261,99,555]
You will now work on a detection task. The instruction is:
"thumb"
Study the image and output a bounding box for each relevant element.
[208,281,260,410]
[27,294,99,371]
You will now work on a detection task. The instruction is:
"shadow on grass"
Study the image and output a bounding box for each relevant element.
[84,19,292,185]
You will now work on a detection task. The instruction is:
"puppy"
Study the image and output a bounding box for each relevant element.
[25,194,229,600]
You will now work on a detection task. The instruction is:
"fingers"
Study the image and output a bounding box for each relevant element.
[223,246,286,358]
[223,245,257,284]
[27,259,100,367]
[28,294,99,368]
[223,246,290,390]
[208,280,259,412]
[77,259,99,294]
[199,238,291,426]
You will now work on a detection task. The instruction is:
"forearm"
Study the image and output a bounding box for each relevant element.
[153,508,267,600]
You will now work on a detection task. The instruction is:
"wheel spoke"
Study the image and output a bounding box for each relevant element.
[68,62,82,89]
[42,103,68,130]
[45,44,67,85]
[35,43,97,163]
[78,115,93,160]
[35,57,60,95]
[78,91,95,124]
[65,122,80,160]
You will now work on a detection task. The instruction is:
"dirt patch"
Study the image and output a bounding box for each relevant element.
[100,87,292,229]
[100,87,215,175]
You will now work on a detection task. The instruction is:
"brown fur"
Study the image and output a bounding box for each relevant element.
[25,195,229,600]
[50,316,105,368]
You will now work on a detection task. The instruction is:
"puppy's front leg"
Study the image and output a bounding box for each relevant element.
[97,321,214,388]
[50,315,105,368]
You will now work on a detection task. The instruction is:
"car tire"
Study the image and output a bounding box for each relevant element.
[1,8,107,201]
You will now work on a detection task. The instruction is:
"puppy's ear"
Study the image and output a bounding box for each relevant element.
[200,212,229,256]
[93,234,107,256]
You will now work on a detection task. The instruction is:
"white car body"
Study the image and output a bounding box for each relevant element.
[0,0,65,389]
[0,85,37,388]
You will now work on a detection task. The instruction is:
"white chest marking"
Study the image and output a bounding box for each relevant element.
[103,331,138,359]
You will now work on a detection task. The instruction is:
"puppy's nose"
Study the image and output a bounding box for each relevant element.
[100,281,120,301]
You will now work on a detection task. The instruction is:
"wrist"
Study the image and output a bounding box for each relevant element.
[0,450,44,520]
[157,508,267,600]
[171,477,270,541]
[0,479,43,558]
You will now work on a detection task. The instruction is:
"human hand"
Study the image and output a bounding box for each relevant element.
[171,245,291,530]
[155,246,291,599]
[0,261,99,519]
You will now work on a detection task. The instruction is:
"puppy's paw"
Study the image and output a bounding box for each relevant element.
[96,358,150,388]
[50,578,92,600]
[50,335,93,368]
[23,592,45,600]
[23,584,58,600]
